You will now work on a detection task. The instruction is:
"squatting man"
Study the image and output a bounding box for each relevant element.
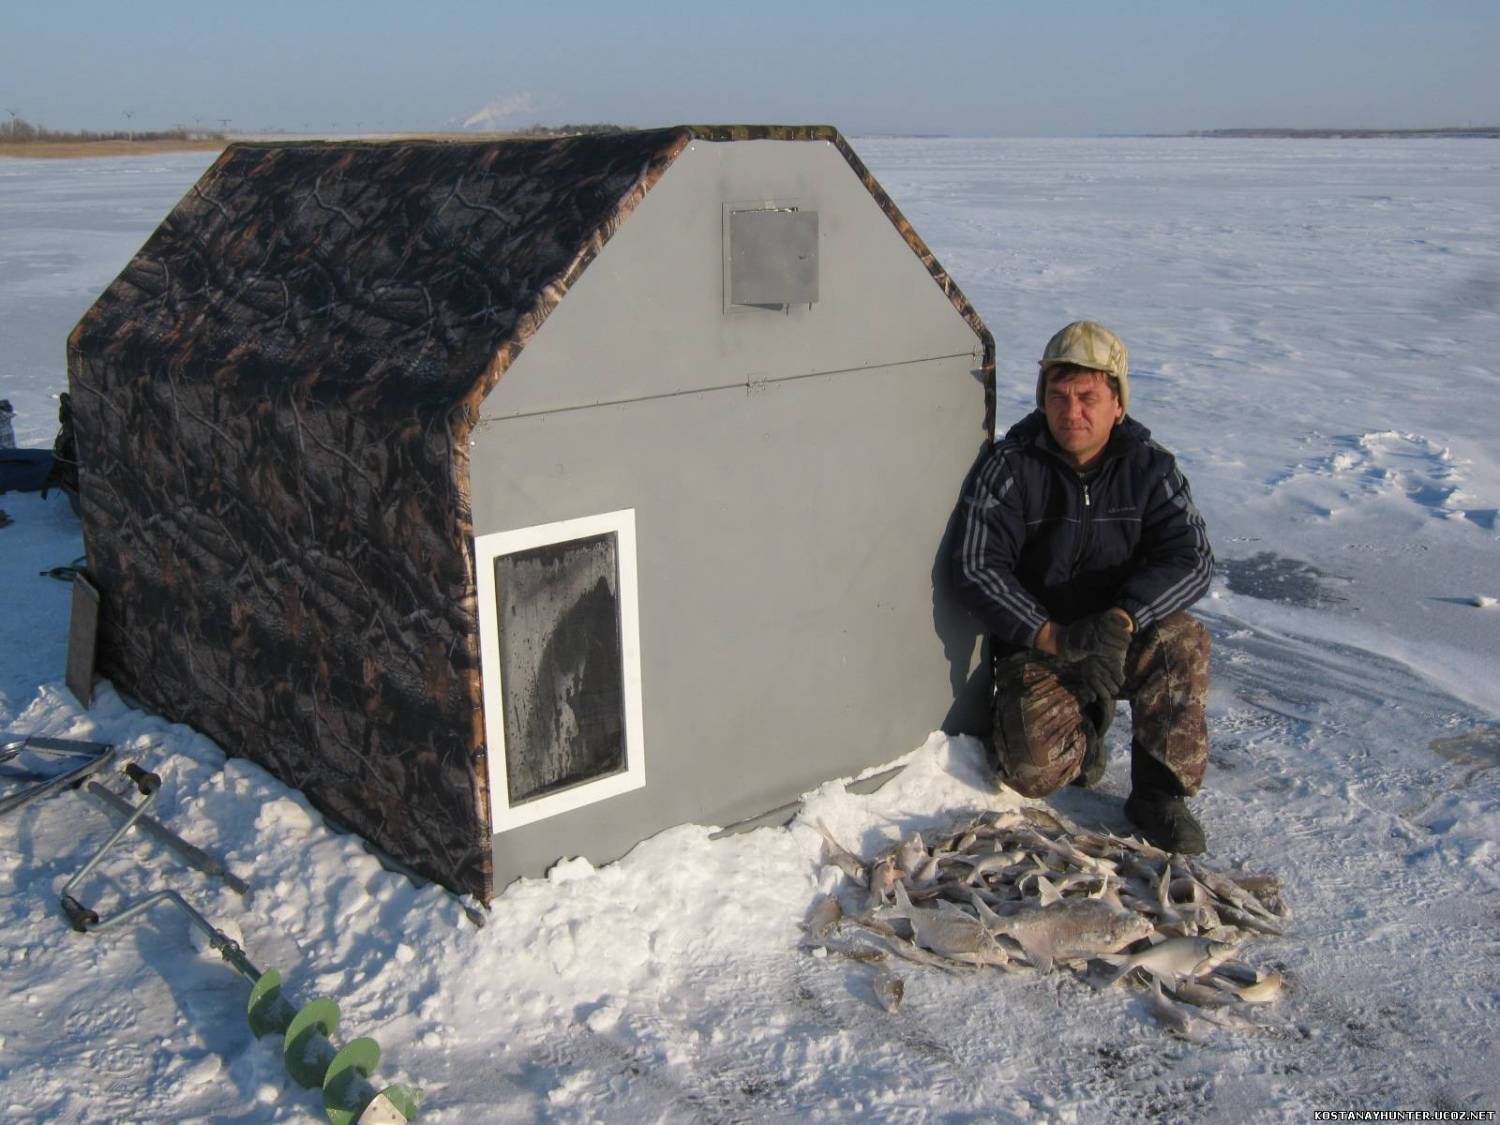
[952,321,1215,852]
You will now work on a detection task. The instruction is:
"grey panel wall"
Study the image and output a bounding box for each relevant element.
[469,140,989,884]
[484,140,981,419]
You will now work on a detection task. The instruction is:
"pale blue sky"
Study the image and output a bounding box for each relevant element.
[3,0,1497,136]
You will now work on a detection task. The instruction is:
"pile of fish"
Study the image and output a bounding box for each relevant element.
[803,805,1290,1035]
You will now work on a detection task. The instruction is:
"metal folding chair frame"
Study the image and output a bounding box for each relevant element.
[0,734,116,816]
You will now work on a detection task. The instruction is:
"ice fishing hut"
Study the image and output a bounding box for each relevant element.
[67,125,994,903]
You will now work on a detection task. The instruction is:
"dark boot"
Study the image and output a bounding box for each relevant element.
[1124,792,1206,853]
[1125,750,1206,853]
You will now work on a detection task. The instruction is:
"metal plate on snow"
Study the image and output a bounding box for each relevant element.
[66,573,100,708]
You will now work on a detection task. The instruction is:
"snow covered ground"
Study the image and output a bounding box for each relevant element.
[2,138,1498,1122]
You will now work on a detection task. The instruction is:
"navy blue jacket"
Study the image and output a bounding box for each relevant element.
[952,412,1213,654]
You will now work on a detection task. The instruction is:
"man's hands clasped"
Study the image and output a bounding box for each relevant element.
[1058,609,1132,705]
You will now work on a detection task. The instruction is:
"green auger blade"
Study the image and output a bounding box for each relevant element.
[322,1036,380,1125]
[284,997,341,1088]
[247,969,296,1039]
[354,1086,423,1124]
[322,1037,423,1124]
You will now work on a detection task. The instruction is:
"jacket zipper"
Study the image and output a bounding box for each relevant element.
[1033,427,1117,577]
[1071,473,1096,575]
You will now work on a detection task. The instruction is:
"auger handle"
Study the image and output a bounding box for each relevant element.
[60,763,164,907]
[59,894,100,933]
[124,763,161,795]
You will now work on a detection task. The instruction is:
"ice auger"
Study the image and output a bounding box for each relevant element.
[57,755,422,1124]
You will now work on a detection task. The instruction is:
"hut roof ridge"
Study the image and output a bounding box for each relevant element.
[70,125,991,420]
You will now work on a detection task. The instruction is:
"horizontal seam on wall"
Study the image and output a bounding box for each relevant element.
[477,350,981,425]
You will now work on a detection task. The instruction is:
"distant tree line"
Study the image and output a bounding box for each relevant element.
[0,117,225,143]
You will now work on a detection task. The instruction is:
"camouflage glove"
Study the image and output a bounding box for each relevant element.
[1076,652,1126,706]
[1060,611,1131,705]
[1058,610,1132,666]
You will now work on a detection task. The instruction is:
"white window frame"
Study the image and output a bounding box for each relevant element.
[474,508,646,832]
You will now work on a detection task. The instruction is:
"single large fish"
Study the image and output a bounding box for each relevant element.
[1034,832,1117,878]
[977,808,1028,834]
[806,894,842,942]
[889,883,1011,966]
[1119,855,1166,883]
[1187,859,1288,923]
[1215,903,1285,935]
[958,850,1026,885]
[1224,969,1283,1003]
[1167,977,1236,1010]
[896,832,928,875]
[1035,871,1112,905]
[853,914,978,975]
[1094,936,1239,988]
[1020,805,1082,836]
[818,940,888,965]
[910,853,944,888]
[873,969,905,1013]
[812,820,868,887]
[985,898,1154,973]
[1147,975,1196,1037]
[865,856,902,912]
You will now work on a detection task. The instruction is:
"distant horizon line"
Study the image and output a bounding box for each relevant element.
[207,122,1500,138]
[8,118,1500,147]
[235,124,1500,143]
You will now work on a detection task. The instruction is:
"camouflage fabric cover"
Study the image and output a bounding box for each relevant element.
[990,611,1210,797]
[67,126,994,901]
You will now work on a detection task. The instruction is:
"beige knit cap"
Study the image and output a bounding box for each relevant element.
[1035,320,1130,412]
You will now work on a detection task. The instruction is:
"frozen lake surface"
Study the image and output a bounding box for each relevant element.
[2,137,1498,1121]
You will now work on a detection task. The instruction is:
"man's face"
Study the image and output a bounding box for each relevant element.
[1042,368,1123,469]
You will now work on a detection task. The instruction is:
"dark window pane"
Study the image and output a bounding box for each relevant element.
[495,532,626,805]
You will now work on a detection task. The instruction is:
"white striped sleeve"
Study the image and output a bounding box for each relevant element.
[1118,461,1214,629]
[952,448,1049,647]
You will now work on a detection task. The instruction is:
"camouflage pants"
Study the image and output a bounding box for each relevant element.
[988,611,1210,799]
